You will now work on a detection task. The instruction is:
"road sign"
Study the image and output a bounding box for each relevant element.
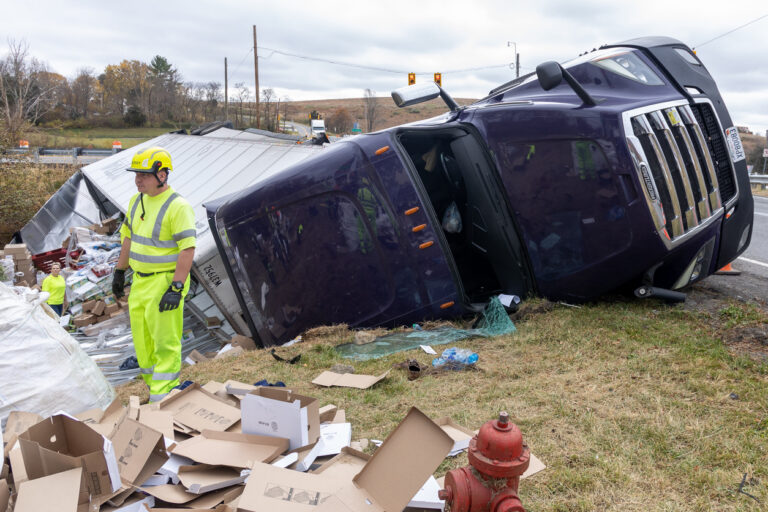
[408,73,415,86]
[763,148,768,158]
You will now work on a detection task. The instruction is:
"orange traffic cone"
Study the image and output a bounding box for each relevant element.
[715,262,741,275]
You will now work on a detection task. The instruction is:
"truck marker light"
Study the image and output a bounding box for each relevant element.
[663,228,671,240]
[375,146,390,155]
[726,206,735,219]
[419,241,434,249]
[405,207,420,216]
[412,224,426,232]
[440,301,455,309]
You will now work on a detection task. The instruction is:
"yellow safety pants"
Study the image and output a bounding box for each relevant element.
[128,271,188,403]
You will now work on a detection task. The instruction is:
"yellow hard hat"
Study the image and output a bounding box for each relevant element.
[126,146,173,174]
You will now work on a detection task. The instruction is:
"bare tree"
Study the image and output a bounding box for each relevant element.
[70,67,96,119]
[327,107,353,134]
[260,88,276,131]
[203,81,221,121]
[363,88,378,132]
[233,82,250,128]
[0,40,55,144]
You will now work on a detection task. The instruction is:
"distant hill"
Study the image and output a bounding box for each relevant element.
[281,96,478,132]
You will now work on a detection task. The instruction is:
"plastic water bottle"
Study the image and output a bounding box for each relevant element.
[432,347,478,367]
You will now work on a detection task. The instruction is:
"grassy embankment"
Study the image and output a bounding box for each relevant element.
[120,299,768,511]
[25,127,170,150]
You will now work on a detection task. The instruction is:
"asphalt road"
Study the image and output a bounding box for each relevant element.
[736,194,768,278]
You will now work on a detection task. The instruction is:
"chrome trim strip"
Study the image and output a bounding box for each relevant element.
[678,104,722,212]
[626,136,668,245]
[664,107,711,220]
[648,110,698,229]
[636,115,684,238]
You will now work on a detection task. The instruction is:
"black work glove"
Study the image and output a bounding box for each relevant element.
[159,286,182,312]
[112,268,126,298]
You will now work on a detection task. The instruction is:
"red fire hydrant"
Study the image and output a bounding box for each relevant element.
[438,411,530,512]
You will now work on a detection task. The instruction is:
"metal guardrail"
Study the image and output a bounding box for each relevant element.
[749,174,768,185]
[2,147,120,164]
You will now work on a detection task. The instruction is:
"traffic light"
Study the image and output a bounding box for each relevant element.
[434,73,442,87]
[408,72,415,86]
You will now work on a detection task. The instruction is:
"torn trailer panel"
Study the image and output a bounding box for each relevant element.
[75,130,323,336]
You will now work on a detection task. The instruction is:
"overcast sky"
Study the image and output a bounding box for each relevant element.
[2,0,767,134]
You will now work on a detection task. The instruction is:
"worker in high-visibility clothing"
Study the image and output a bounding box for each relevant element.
[111,146,196,403]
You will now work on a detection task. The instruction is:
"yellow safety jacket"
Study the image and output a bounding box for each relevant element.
[119,187,196,273]
[41,274,66,305]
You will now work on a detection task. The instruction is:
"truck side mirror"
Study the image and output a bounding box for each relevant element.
[536,60,597,107]
[536,61,563,91]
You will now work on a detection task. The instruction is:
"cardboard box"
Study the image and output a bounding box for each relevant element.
[0,478,9,512]
[238,407,453,512]
[214,345,245,360]
[3,411,43,458]
[312,370,390,389]
[435,417,475,455]
[75,398,126,438]
[106,303,119,315]
[8,441,29,485]
[170,430,289,468]
[14,467,83,511]
[229,334,257,351]
[315,407,453,512]
[3,243,29,256]
[110,416,169,486]
[177,464,248,494]
[242,388,320,450]
[311,447,369,479]
[92,300,107,316]
[18,414,121,498]
[138,484,198,505]
[81,299,96,313]
[137,409,175,440]
[73,313,97,328]
[158,383,241,433]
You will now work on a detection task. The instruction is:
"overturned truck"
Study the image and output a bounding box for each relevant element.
[207,37,754,347]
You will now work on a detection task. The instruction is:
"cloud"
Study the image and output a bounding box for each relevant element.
[1,0,767,133]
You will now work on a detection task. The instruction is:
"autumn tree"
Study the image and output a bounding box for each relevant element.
[0,40,55,144]
[362,88,378,132]
[101,60,151,116]
[327,107,353,134]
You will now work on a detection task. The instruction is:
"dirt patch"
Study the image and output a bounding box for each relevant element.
[686,270,768,362]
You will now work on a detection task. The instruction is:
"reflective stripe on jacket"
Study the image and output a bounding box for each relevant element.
[119,187,196,273]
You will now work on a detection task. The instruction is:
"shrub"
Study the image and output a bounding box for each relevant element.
[123,106,147,127]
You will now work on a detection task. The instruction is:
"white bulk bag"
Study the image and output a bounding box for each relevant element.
[0,282,115,427]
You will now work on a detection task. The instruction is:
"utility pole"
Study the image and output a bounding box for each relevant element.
[507,41,519,78]
[224,57,228,121]
[253,25,260,129]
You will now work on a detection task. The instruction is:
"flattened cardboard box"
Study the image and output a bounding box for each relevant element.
[177,464,247,494]
[110,416,168,486]
[158,383,241,433]
[238,407,453,512]
[435,416,475,453]
[76,398,126,438]
[315,407,453,512]
[14,467,83,511]
[170,430,289,468]
[312,370,390,389]
[18,414,121,498]
[241,387,320,450]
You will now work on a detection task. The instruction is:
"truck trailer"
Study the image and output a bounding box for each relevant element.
[206,37,753,347]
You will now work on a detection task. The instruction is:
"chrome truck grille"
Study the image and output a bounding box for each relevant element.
[624,100,734,248]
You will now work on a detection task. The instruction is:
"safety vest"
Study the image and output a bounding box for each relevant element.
[120,187,196,273]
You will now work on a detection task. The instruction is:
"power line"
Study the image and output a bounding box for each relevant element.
[693,13,768,49]
[258,46,511,75]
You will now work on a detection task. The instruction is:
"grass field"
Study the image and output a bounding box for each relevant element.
[26,127,171,150]
[119,298,768,510]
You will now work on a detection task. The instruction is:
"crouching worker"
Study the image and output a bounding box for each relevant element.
[42,262,66,316]
[111,146,196,403]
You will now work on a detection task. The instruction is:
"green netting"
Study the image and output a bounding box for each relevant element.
[335,296,516,361]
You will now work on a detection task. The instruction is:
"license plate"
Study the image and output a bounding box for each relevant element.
[724,126,746,163]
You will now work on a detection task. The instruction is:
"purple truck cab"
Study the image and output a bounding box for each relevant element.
[206,37,753,347]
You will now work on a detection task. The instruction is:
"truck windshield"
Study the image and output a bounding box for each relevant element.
[591,51,664,85]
